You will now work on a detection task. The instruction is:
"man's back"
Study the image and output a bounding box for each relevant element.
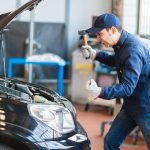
[117,30,150,114]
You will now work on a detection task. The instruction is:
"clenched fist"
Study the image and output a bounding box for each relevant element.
[86,79,102,100]
[81,45,96,60]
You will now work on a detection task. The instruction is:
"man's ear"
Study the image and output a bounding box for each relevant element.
[111,26,117,34]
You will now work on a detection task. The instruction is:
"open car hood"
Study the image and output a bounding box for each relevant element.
[0,0,43,31]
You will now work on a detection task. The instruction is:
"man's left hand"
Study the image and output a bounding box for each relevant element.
[86,79,102,100]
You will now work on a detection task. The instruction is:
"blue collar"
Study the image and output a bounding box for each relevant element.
[113,30,128,50]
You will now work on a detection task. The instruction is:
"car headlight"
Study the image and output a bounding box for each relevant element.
[28,104,75,134]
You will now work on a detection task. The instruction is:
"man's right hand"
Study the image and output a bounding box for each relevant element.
[81,45,96,60]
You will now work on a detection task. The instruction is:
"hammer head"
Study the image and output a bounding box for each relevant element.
[78,30,88,46]
[78,30,87,36]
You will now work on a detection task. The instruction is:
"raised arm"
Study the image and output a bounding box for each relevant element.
[99,50,144,99]
[95,51,116,67]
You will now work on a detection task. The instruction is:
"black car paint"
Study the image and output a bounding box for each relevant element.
[0,78,91,150]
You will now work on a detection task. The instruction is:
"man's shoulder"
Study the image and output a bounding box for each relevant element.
[124,33,147,52]
[126,33,141,46]
[124,34,150,63]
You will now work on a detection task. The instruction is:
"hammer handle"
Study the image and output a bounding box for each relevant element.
[83,35,87,46]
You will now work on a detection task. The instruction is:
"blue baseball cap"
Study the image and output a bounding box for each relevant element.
[86,13,120,35]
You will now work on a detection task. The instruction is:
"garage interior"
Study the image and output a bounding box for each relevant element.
[0,0,150,150]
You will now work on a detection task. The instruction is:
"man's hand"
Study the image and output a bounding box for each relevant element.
[81,45,96,60]
[86,79,102,100]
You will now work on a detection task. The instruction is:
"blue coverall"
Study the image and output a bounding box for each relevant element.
[95,30,150,149]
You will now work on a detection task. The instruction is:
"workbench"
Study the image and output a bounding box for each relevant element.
[8,58,68,96]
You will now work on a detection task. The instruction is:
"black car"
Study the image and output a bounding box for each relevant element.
[0,0,91,149]
[0,78,90,150]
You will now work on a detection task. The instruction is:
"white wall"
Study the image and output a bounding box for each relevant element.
[0,0,112,56]
[67,0,112,54]
[0,0,66,22]
[20,0,65,22]
[0,0,16,13]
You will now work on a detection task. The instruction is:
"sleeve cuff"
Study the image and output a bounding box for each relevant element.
[94,88,103,100]
[93,51,98,61]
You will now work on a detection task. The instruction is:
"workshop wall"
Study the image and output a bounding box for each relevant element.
[0,0,112,58]
[67,0,112,58]
[4,21,65,79]
[0,0,16,13]
[19,0,66,23]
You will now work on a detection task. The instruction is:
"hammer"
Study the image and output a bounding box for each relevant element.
[78,30,91,59]
[78,30,88,46]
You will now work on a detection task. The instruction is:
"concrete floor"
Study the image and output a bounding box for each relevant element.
[74,103,147,150]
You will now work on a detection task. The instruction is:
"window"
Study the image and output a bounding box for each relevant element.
[122,0,138,34]
[138,0,150,38]
[123,0,150,38]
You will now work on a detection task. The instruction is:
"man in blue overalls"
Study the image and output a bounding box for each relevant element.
[82,13,150,149]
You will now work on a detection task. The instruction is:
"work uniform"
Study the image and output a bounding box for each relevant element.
[95,30,150,149]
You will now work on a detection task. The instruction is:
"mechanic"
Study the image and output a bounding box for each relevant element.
[81,13,150,149]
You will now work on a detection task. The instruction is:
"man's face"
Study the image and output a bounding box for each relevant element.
[96,28,116,47]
